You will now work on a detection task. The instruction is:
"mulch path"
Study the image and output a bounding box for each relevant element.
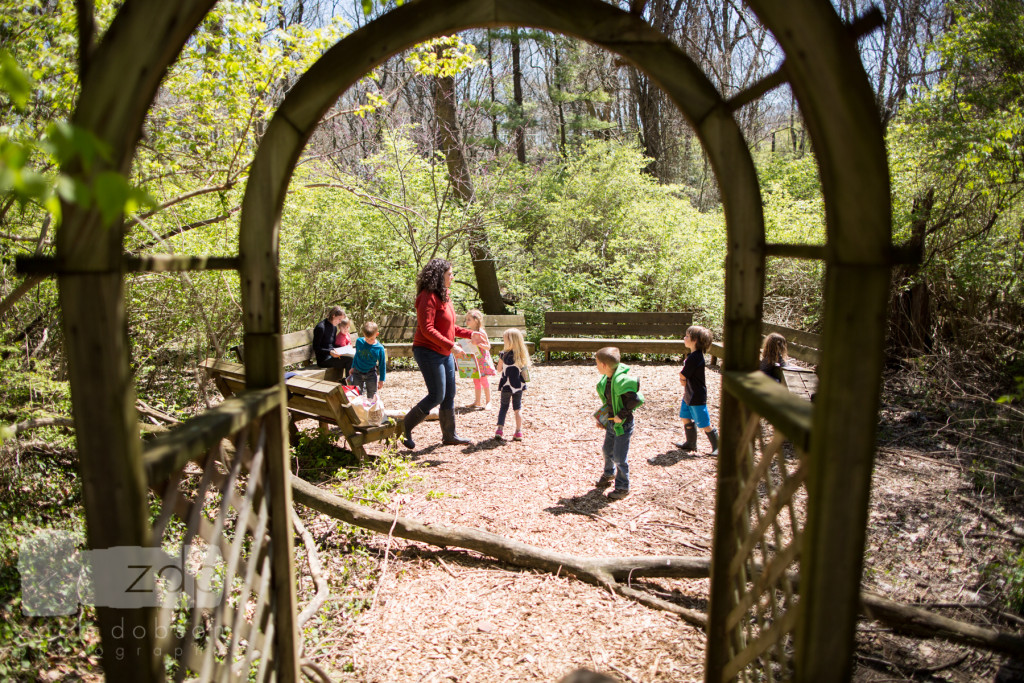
[293,359,1024,682]
[301,359,716,681]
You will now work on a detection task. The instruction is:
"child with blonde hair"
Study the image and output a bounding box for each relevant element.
[464,309,494,408]
[495,328,530,440]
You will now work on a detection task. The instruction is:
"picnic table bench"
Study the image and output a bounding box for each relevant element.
[379,313,534,358]
[199,358,401,463]
[779,366,818,401]
[537,311,693,359]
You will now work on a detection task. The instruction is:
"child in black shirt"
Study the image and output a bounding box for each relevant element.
[674,325,719,455]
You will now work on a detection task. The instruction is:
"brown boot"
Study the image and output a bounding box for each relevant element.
[439,408,472,445]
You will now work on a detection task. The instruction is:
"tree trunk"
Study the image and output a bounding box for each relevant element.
[629,67,664,180]
[487,30,499,146]
[511,28,527,164]
[432,62,507,314]
[890,189,933,355]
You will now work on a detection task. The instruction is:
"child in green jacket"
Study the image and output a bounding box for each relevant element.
[594,347,644,500]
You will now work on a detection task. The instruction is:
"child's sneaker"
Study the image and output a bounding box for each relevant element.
[512,431,523,441]
[494,427,504,439]
[595,475,614,488]
[608,488,630,500]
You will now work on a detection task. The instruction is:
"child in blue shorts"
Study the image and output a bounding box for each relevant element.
[674,325,719,455]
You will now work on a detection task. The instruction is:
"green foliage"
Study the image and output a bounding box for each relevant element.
[885,0,1024,377]
[329,445,414,507]
[0,347,71,449]
[0,421,94,679]
[0,48,32,110]
[493,139,727,331]
[987,548,1024,614]
[406,35,482,78]
[293,429,359,474]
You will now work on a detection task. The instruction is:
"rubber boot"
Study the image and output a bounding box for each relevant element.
[401,405,428,449]
[439,408,472,445]
[674,422,698,451]
[707,428,719,456]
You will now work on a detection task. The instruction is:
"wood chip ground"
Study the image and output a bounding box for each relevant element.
[292,360,1024,682]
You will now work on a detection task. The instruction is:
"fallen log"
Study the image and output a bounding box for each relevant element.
[860,591,1024,659]
[291,475,1024,658]
[291,475,709,627]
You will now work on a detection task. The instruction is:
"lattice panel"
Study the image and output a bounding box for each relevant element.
[149,416,280,683]
[721,406,809,682]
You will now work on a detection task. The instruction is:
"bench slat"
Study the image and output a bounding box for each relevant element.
[281,328,315,350]
[380,313,528,341]
[545,310,691,325]
[544,322,688,337]
[543,312,692,338]
[282,346,313,367]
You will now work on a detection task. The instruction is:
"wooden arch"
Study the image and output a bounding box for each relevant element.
[46,0,890,681]
[239,0,890,677]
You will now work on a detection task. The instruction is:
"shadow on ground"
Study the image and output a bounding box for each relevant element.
[544,489,614,516]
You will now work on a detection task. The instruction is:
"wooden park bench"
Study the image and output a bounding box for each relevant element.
[232,328,346,381]
[199,358,401,463]
[708,322,821,400]
[379,312,534,358]
[708,322,821,366]
[537,311,693,359]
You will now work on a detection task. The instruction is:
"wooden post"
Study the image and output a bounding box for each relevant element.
[243,333,300,683]
[746,2,892,680]
[58,266,161,681]
[53,2,219,680]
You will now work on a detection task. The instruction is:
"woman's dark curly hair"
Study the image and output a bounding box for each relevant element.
[416,258,452,302]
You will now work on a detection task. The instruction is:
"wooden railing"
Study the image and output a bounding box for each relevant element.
[715,372,812,682]
[142,389,295,682]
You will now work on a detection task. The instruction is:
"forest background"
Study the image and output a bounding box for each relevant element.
[0,0,1022,676]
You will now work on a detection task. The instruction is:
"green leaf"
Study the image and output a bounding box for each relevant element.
[0,49,33,110]
[55,176,90,206]
[92,171,131,226]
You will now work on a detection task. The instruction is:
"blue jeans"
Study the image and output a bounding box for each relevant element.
[412,345,456,412]
[350,368,378,400]
[602,420,634,491]
[496,389,522,426]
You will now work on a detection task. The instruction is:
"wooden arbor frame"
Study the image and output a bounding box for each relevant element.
[49,0,889,681]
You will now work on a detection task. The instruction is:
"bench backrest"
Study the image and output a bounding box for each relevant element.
[761,322,820,350]
[379,313,527,343]
[234,328,317,366]
[543,311,693,338]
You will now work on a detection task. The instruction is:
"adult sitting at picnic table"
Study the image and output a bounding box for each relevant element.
[401,258,486,449]
[312,306,353,376]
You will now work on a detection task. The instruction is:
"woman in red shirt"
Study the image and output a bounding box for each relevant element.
[402,258,485,449]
